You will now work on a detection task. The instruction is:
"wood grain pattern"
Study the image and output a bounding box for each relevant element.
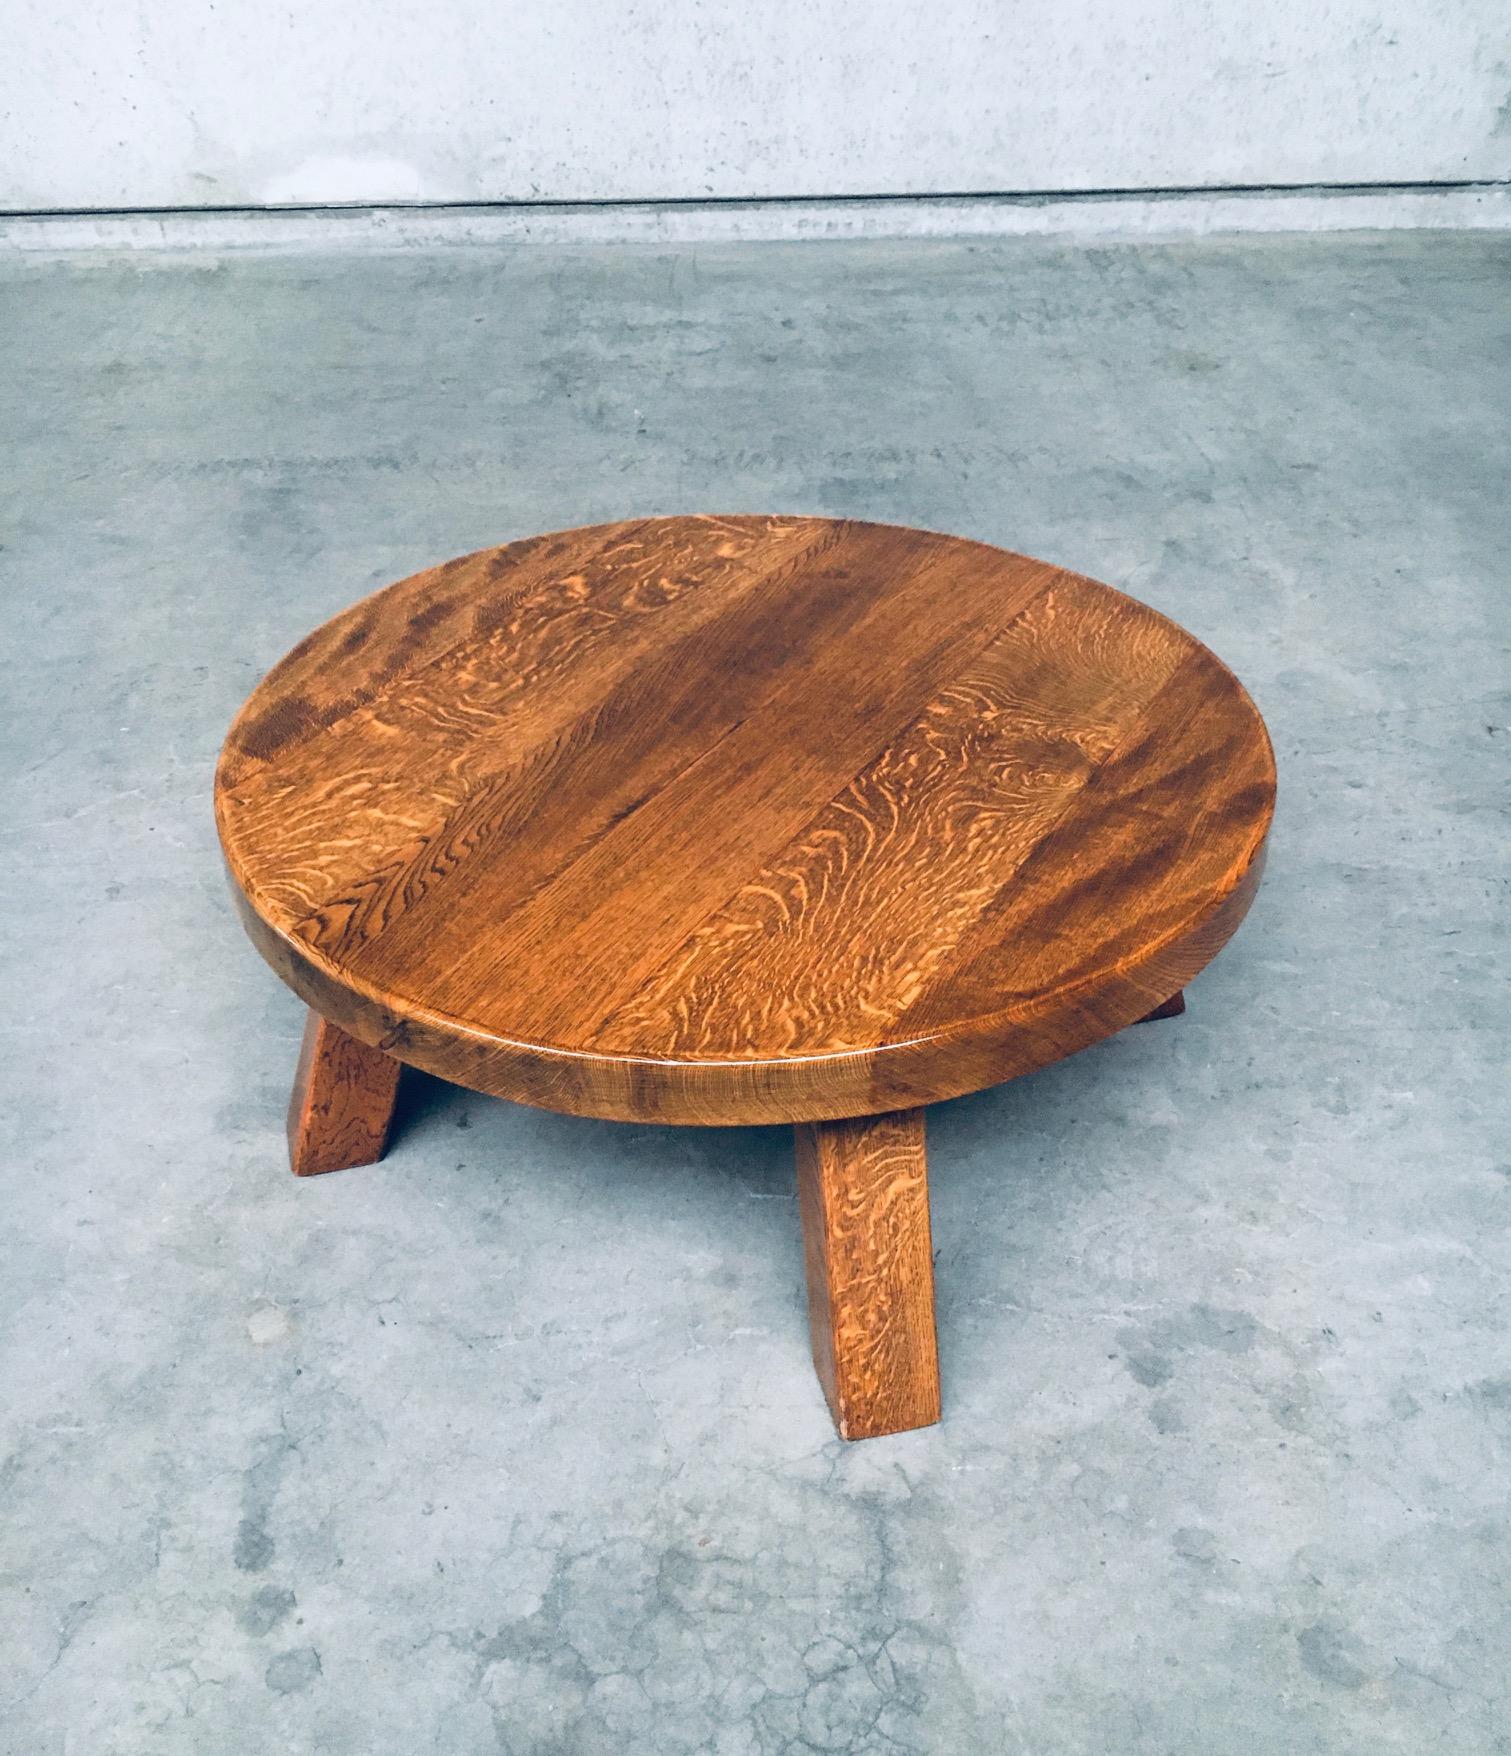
[286,1010,402,1176]
[796,1109,940,1439]
[217,516,1275,1126]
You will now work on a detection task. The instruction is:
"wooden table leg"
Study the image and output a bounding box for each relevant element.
[1136,989,1186,1023]
[795,1108,941,1440]
[286,1010,402,1177]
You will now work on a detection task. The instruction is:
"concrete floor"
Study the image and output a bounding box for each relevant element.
[1,233,1507,1754]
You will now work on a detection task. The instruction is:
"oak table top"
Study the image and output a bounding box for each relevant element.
[216,515,1275,1131]
[219,515,1274,1438]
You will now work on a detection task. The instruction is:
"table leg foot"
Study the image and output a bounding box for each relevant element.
[286,1010,402,1177]
[795,1108,941,1440]
[1136,989,1186,1023]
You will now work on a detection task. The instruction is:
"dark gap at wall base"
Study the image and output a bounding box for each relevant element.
[5,177,1509,221]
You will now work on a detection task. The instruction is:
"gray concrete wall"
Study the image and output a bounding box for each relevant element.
[6,0,1510,213]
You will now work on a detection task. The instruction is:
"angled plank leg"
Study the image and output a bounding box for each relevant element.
[795,1108,941,1440]
[1136,990,1186,1023]
[286,1010,402,1177]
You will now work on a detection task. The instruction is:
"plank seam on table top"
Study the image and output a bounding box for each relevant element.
[231,587,1268,1062]
[227,524,1040,942]
[382,540,1059,1032]
[217,518,648,793]
[233,850,1258,1075]
[225,539,1066,1054]
[577,562,1106,1053]
[218,518,1273,1074]
[221,515,825,799]
[218,514,1037,805]
[895,646,1274,1036]
[570,574,1275,1054]
[216,516,868,815]
[223,518,904,946]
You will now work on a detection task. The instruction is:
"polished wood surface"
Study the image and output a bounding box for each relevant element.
[796,1109,940,1439]
[217,516,1274,1126]
[287,1010,401,1176]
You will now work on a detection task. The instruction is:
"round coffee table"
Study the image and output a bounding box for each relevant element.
[216,516,1274,1439]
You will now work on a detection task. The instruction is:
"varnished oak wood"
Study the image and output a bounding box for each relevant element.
[286,1010,401,1176]
[796,1109,940,1439]
[218,515,1274,1440]
[217,516,1274,1128]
